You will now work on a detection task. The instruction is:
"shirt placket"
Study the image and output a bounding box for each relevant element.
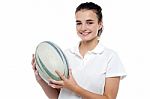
[81,53,90,69]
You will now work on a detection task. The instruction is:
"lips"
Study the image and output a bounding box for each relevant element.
[80,32,91,36]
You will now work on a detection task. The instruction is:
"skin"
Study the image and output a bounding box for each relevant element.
[31,9,121,99]
[31,54,60,99]
[75,9,102,57]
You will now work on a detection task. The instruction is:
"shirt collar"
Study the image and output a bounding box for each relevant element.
[70,41,104,55]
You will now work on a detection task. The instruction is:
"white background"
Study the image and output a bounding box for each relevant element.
[0,0,150,99]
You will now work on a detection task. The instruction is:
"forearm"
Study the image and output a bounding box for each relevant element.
[73,86,109,99]
[38,80,59,99]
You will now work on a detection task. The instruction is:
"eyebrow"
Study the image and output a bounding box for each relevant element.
[86,19,94,22]
[76,19,94,22]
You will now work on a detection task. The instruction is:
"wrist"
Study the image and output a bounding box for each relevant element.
[72,84,81,94]
[37,79,46,85]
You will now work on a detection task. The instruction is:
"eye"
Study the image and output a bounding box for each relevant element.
[87,22,93,25]
[76,22,82,25]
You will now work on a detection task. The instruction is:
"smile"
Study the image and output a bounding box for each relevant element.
[80,32,91,36]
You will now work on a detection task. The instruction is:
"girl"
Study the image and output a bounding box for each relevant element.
[32,2,126,99]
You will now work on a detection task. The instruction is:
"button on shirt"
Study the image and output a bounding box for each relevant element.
[58,42,127,99]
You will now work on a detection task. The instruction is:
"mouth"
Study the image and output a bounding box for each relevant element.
[80,32,91,36]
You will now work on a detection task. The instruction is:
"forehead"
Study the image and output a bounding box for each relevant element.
[75,9,98,21]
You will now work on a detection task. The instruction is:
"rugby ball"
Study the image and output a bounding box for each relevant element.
[35,41,69,83]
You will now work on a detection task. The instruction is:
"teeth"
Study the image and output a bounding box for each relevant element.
[81,32,89,36]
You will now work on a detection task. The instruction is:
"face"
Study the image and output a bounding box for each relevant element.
[75,10,102,41]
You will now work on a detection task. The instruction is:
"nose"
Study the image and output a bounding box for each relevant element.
[80,24,87,31]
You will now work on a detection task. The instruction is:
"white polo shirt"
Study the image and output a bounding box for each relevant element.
[58,42,126,99]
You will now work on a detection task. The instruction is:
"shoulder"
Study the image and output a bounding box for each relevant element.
[63,47,75,56]
[102,45,119,58]
[63,42,79,56]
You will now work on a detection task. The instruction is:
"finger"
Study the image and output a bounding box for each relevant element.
[31,54,37,71]
[32,54,34,58]
[31,54,35,65]
[49,79,64,86]
[32,62,36,71]
[34,70,39,76]
[55,70,66,81]
[48,83,63,89]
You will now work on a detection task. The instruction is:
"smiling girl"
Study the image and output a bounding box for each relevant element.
[32,2,126,99]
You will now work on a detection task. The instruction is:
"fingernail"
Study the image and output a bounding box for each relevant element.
[49,84,55,88]
[52,85,55,88]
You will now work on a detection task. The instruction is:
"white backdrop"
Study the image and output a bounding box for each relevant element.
[0,0,150,99]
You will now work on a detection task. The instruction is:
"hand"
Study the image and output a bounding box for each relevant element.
[31,54,43,82]
[48,69,79,91]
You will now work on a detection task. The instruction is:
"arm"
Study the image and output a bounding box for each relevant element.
[73,77,120,99]
[38,78,60,99]
[31,54,60,99]
[49,69,120,99]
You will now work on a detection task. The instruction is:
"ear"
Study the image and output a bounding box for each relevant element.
[98,21,103,30]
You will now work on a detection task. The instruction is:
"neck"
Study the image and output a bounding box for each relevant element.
[79,36,99,57]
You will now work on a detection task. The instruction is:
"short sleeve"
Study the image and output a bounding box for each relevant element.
[106,52,127,79]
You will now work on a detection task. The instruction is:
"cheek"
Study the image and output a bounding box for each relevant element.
[76,27,80,35]
[76,25,80,32]
[91,26,99,32]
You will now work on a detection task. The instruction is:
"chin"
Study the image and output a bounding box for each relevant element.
[81,38,92,42]
[80,36,98,42]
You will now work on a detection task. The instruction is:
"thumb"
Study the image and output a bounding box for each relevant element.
[69,68,73,78]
